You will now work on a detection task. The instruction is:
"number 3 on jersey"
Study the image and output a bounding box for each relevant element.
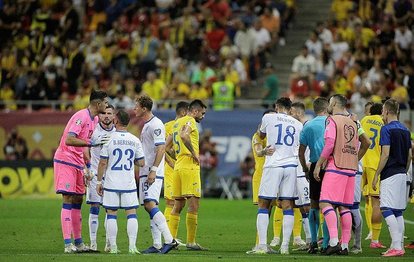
[173,131,180,154]
[111,148,134,171]
[274,124,296,146]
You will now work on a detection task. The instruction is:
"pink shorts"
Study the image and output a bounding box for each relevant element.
[320,168,355,207]
[54,160,85,195]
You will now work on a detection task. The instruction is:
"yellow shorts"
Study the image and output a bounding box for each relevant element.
[252,171,262,204]
[172,167,201,198]
[164,164,174,200]
[363,167,380,196]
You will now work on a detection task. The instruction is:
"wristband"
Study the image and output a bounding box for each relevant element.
[96,181,102,185]
[150,166,158,172]
[86,162,91,169]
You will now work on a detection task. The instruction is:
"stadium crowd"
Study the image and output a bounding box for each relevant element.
[290,0,414,118]
[0,0,296,111]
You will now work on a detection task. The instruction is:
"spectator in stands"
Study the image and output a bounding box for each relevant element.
[112,88,135,110]
[262,62,279,108]
[305,30,323,59]
[212,74,235,111]
[0,81,17,111]
[189,81,209,100]
[234,20,256,80]
[250,20,271,70]
[239,153,254,198]
[316,21,333,45]
[260,7,280,48]
[200,129,219,195]
[394,22,413,56]
[141,71,166,103]
[65,40,85,95]
[60,0,80,41]
[0,3,20,49]
[3,129,28,160]
[331,0,354,22]
[191,61,216,86]
[85,44,104,77]
[291,45,317,95]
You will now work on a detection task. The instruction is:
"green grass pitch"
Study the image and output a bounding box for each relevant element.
[0,198,413,261]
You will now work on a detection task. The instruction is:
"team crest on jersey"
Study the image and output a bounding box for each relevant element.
[344,124,355,143]
[154,128,161,136]
[75,119,82,125]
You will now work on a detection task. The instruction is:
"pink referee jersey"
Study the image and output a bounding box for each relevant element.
[320,118,356,206]
[54,108,98,168]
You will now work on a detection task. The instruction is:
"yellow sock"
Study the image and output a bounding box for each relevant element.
[164,206,173,231]
[186,213,198,244]
[293,208,302,238]
[372,222,382,241]
[365,200,372,232]
[273,207,283,239]
[255,232,259,246]
[319,212,324,237]
[169,213,180,239]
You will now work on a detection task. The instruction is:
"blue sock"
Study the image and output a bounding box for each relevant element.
[322,220,330,248]
[309,208,319,243]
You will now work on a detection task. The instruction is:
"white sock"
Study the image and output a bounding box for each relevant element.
[127,215,138,249]
[303,217,311,243]
[282,211,294,248]
[396,215,405,250]
[257,212,269,245]
[104,214,109,245]
[351,208,362,249]
[150,219,162,249]
[384,214,400,249]
[89,213,99,244]
[330,237,339,247]
[153,211,174,244]
[106,215,118,248]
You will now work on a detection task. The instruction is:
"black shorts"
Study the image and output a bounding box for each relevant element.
[309,162,325,201]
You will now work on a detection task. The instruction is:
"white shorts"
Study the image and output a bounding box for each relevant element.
[138,175,163,205]
[86,175,102,204]
[295,173,310,207]
[258,166,297,200]
[380,173,407,211]
[354,172,362,204]
[102,190,139,210]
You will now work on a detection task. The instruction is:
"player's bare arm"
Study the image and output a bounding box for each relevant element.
[96,158,108,196]
[165,134,176,160]
[148,144,165,185]
[406,149,412,173]
[358,132,370,161]
[83,147,93,185]
[372,145,390,191]
[66,133,110,147]
[180,124,199,164]
[254,142,274,157]
[299,144,309,175]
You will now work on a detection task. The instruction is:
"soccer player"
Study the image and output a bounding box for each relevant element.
[290,102,311,249]
[167,99,208,250]
[134,95,178,254]
[248,109,276,252]
[96,109,145,254]
[362,101,374,240]
[85,105,115,252]
[360,103,385,249]
[164,102,189,230]
[53,90,109,253]
[372,99,411,257]
[254,97,303,255]
[314,94,369,255]
[298,97,329,254]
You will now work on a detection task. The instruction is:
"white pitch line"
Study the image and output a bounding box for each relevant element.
[360,206,414,225]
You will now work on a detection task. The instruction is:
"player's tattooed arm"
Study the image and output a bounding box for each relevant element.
[180,124,199,164]
[165,134,176,160]
[358,132,370,161]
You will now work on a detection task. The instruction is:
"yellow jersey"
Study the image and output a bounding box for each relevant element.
[252,133,266,177]
[173,115,200,169]
[361,115,383,169]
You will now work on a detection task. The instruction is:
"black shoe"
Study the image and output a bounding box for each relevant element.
[338,248,348,256]
[325,243,341,256]
[160,240,179,254]
[320,247,327,254]
[307,242,318,254]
